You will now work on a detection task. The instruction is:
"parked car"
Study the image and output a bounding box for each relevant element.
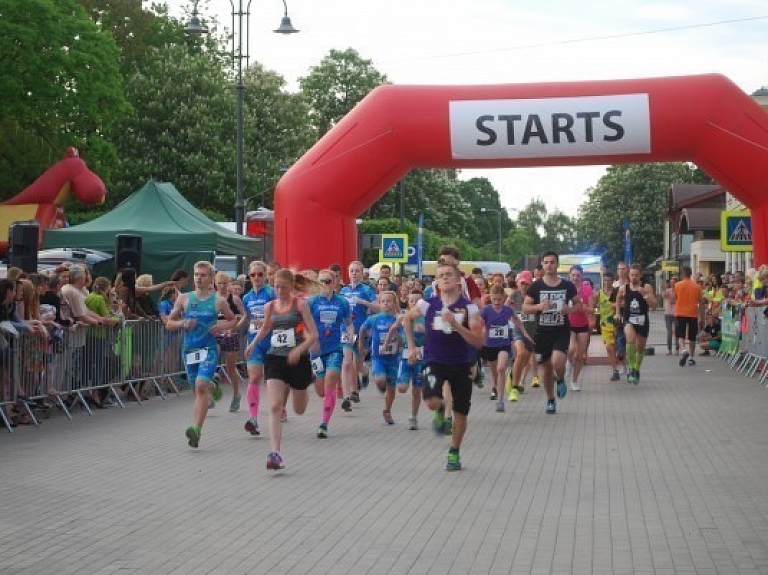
[1,248,114,279]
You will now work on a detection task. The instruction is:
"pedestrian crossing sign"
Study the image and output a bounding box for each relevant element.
[379,234,408,263]
[721,211,753,252]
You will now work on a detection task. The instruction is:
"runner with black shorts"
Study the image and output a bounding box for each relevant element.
[522,251,583,415]
[615,263,657,384]
[403,263,484,471]
[246,269,318,470]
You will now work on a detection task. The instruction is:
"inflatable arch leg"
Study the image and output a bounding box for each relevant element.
[274,74,768,269]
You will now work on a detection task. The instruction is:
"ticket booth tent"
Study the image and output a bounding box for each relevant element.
[44,180,260,282]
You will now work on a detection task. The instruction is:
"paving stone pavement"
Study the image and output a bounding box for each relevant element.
[2,313,768,575]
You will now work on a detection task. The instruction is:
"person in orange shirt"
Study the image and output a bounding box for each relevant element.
[674,266,704,366]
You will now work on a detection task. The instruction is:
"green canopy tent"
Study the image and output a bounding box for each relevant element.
[44,180,261,282]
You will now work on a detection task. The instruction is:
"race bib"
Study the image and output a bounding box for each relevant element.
[185,348,208,365]
[547,299,564,313]
[378,339,399,355]
[517,312,532,322]
[311,356,324,374]
[433,313,464,332]
[248,323,259,335]
[629,315,646,326]
[489,325,509,339]
[341,332,357,345]
[402,346,424,359]
[271,328,296,348]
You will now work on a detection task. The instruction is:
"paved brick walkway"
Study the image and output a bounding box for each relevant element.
[2,312,768,575]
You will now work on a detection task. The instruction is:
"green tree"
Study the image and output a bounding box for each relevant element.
[242,63,315,209]
[76,0,198,76]
[106,43,234,214]
[299,48,388,135]
[576,163,712,268]
[0,0,129,196]
[366,169,473,240]
[459,178,510,247]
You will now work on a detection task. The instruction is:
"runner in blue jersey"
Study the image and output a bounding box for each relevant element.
[359,291,403,425]
[238,261,275,436]
[339,260,378,411]
[308,269,352,438]
[389,290,426,430]
[404,263,484,471]
[167,261,235,449]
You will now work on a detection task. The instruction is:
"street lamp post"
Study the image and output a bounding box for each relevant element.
[481,207,503,261]
[186,0,298,275]
[481,206,518,261]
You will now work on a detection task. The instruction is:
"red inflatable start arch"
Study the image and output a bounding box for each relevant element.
[274,74,768,269]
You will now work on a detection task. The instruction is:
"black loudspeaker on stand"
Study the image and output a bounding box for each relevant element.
[115,234,142,273]
[9,222,39,273]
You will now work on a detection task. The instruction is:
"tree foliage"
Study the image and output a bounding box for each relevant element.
[299,48,388,135]
[577,163,712,268]
[0,0,129,196]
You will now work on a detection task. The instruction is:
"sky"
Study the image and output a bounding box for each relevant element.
[186,0,768,219]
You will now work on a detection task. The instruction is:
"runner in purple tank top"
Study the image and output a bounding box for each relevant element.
[403,263,483,471]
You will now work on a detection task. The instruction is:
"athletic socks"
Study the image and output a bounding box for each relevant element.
[247,383,260,419]
[322,389,337,425]
[626,343,637,371]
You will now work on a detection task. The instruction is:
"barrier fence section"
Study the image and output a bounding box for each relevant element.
[718,304,768,383]
[0,319,192,433]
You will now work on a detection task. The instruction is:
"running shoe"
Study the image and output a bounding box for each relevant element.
[244,417,260,436]
[383,410,394,425]
[341,398,352,412]
[229,395,241,413]
[317,423,328,438]
[211,380,223,402]
[627,371,636,384]
[266,451,284,470]
[408,417,419,430]
[281,409,288,423]
[495,400,505,412]
[360,374,369,389]
[443,417,453,436]
[490,389,498,401]
[545,399,557,414]
[445,450,461,471]
[505,376,513,397]
[556,379,567,399]
[688,358,696,366]
[185,426,200,448]
[432,406,445,436]
[633,369,640,384]
[610,370,621,381]
[508,387,519,402]
[515,383,525,393]
[350,391,361,403]
[532,376,540,388]
[571,381,581,391]
[679,350,689,367]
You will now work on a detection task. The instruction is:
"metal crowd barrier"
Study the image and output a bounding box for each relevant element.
[0,319,200,434]
[717,304,768,384]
